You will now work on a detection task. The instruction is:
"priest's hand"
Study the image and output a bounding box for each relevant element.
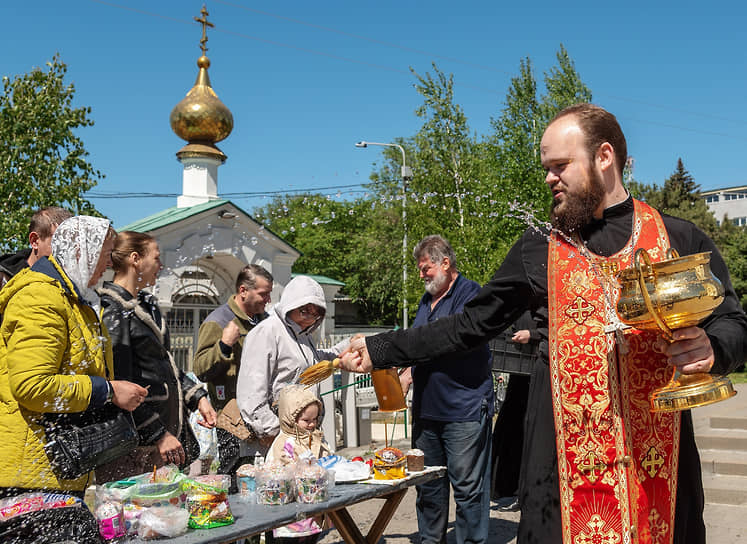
[654,326,715,374]
[339,335,372,373]
[399,367,413,396]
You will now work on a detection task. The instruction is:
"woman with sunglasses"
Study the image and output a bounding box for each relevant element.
[236,275,351,457]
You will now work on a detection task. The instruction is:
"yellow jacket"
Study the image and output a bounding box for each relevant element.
[0,256,114,491]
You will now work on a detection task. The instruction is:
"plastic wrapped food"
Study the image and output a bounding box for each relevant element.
[95,500,126,540]
[236,463,259,500]
[138,505,190,539]
[256,462,295,505]
[0,492,82,522]
[184,476,234,529]
[295,460,329,504]
[373,447,406,480]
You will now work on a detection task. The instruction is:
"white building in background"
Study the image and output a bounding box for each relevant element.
[119,11,343,371]
[701,186,747,226]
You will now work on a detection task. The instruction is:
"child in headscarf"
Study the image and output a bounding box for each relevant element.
[267,384,330,543]
[267,384,330,464]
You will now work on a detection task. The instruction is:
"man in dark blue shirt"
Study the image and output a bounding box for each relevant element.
[401,235,494,544]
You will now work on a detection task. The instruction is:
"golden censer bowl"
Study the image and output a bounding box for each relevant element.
[616,248,736,412]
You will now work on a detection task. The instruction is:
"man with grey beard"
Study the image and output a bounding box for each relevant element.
[398,235,493,544]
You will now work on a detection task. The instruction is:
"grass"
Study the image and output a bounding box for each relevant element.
[729,371,747,384]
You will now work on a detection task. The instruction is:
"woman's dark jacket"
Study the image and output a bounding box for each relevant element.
[99,281,206,455]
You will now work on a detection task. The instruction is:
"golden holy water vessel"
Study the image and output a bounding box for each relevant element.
[616,248,736,412]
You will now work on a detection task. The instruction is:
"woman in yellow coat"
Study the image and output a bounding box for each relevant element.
[0,216,147,544]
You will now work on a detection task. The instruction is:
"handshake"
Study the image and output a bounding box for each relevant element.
[339,334,371,373]
[299,335,372,387]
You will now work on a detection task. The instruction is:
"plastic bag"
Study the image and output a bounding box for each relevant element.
[138,505,190,539]
[184,475,234,529]
[95,483,136,540]
[317,454,344,470]
[0,492,82,522]
[187,372,219,474]
[236,462,260,501]
[188,396,218,460]
[294,457,329,504]
[256,462,296,505]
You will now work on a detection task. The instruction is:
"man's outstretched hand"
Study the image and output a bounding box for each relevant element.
[339,335,372,373]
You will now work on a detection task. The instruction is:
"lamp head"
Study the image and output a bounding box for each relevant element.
[355,141,368,148]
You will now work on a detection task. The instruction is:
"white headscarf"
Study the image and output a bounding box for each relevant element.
[51,215,111,310]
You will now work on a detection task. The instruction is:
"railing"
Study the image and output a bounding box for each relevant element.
[314,335,411,450]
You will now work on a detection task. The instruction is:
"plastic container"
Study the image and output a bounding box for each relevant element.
[489,332,537,375]
[129,482,186,509]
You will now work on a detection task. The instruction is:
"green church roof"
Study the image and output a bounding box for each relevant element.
[118,199,302,256]
[120,199,229,232]
[291,272,345,287]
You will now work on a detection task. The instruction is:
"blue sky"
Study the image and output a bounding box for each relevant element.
[4,0,746,228]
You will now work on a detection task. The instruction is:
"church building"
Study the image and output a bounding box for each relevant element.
[120,8,342,370]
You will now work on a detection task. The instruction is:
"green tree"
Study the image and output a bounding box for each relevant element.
[485,44,593,243]
[632,159,719,240]
[254,194,402,324]
[488,57,543,204]
[254,194,363,282]
[359,48,594,321]
[716,219,747,310]
[0,54,103,252]
[255,47,595,324]
[539,44,592,122]
[406,65,498,278]
[485,56,548,256]
[366,65,510,320]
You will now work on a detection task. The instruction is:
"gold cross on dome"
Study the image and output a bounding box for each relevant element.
[194,5,214,56]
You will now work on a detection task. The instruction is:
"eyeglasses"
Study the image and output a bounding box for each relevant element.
[298,307,323,321]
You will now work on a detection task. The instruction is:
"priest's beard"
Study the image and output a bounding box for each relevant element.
[550,166,606,235]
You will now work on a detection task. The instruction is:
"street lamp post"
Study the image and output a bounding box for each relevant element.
[355,141,413,329]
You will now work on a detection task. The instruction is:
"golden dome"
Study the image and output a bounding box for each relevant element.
[170,55,234,145]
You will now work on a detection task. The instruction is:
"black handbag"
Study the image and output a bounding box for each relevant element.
[42,403,139,480]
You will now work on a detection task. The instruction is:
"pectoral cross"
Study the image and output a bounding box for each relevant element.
[195,5,214,56]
